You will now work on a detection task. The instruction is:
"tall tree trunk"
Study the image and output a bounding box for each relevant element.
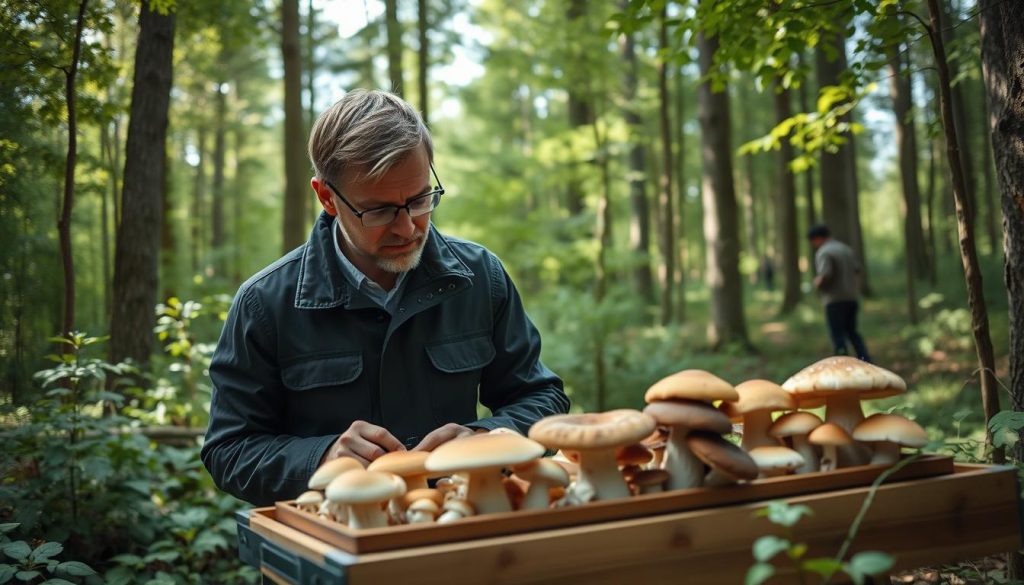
[927,0,1003,463]
[306,0,315,132]
[673,63,688,322]
[418,0,429,126]
[592,116,612,412]
[160,148,175,301]
[978,0,1024,575]
[980,82,999,255]
[99,125,113,318]
[191,128,207,274]
[385,0,403,95]
[57,0,89,351]
[925,123,939,285]
[620,27,654,305]
[657,6,674,325]
[698,32,749,349]
[211,85,227,274]
[281,0,306,252]
[940,0,978,230]
[773,78,801,314]
[798,52,817,276]
[888,44,928,323]
[565,0,589,217]
[110,0,175,367]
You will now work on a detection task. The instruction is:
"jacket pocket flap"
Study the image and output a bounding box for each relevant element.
[282,353,363,390]
[426,335,496,373]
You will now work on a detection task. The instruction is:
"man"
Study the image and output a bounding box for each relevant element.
[201,90,569,506]
[808,224,871,362]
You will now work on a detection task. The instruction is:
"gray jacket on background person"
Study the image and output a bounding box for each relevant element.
[201,211,569,506]
[814,238,861,305]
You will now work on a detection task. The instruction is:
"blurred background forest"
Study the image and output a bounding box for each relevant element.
[2,0,1023,583]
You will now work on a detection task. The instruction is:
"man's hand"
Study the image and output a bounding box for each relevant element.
[411,423,482,452]
[813,275,824,290]
[320,421,405,467]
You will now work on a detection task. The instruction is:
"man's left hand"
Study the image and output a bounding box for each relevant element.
[411,423,483,451]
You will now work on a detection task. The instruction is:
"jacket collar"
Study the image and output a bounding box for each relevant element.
[294,211,474,309]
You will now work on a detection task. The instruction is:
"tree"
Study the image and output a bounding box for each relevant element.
[620,24,654,305]
[110,0,176,367]
[772,77,801,315]
[418,0,429,125]
[656,4,674,324]
[385,0,403,95]
[281,0,306,252]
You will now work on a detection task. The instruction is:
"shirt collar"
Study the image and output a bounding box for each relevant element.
[331,217,408,309]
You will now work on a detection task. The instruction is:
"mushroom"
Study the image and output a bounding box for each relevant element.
[425,433,545,515]
[367,450,433,490]
[748,446,805,477]
[643,400,733,490]
[325,469,406,530]
[782,357,906,466]
[769,411,824,473]
[630,469,671,495]
[308,457,363,522]
[405,499,440,524]
[685,431,759,486]
[512,459,570,510]
[719,379,796,450]
[807,423,854,471]
[436,499,475,524]
[852,414,929,465]
[502,475,528,510]
[294,490,323,514]
[528,409,656,501]
[640,427,670,469]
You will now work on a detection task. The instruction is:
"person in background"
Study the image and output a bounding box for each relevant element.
[201,89,569,506]
[807,224,871,363]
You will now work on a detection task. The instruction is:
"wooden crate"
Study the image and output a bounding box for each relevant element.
[239,460,1022,584]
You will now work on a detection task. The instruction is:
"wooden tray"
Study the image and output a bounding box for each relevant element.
[274,454,954,554]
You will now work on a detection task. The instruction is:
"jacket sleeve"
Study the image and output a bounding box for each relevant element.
[472,253,570,435]
[201,286,337,506]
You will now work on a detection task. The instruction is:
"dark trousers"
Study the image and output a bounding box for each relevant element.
[824,300,871,362]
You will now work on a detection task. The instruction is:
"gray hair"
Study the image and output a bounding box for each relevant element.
[308,89,433,184]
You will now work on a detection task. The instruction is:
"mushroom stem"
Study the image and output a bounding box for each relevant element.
[869,442,901,465]
[820,445,838,472]
[824,394,872,466]
[347,503,388,530]
[464,469,512,515]
[520,484,550,510]
[791,437,820,473]
[740,412,780,450]
[577,448,632,500]
[663,428,705,490]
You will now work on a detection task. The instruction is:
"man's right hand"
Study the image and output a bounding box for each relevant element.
[320,421,406,467]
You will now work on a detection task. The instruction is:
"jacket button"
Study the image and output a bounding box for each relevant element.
[426,293,433,300]
[399,307,406,313]
[448,283,456,290]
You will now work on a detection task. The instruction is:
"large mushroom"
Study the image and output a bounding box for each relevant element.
[852,414,929,465]
[308,457,363,522]
[643,400,733,490]
[769,411,824,473]
[782,357,906,466]
[529,410,656,501]
[367,451,433,490]
[685,431,759,486]
[425,432,545,515]
[719,379,796,450]
[324,469,406,530]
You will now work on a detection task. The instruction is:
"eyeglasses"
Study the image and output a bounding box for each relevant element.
[325,163,445,228]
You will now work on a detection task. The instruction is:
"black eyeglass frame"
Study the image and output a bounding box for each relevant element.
[324,163,445,228]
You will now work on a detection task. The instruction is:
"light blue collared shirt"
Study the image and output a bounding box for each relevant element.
[331,217,409,314]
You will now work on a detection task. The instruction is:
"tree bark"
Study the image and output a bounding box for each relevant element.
[927,0,1003,463]
[281,0,306,252]
[565,0,590,217]
[110,0,175,367]
[620,27,654,305]
[773,78,801,315]
[191,128,207,274]
[698,32,749,349]
[798,51,817,276]
[673,62,688,322]
[211,84,227,274]
[940,0,978,230]
[418,0,429,126]
[385,0,403,95]
[978,0,1024,575]
[657,6,675,324]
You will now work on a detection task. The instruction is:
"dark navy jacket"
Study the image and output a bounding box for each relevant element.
[201,212,568,505]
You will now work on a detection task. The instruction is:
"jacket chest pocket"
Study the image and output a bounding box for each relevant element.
[424,334,495,423]
[281,352,369,432]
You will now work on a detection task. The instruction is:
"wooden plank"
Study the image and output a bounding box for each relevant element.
[275,454,954,554]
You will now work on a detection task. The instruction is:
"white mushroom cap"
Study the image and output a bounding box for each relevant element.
[294,490,323,513]
[719,379,796,450]
[807,422,853,471]
[769,411,824,473]
[308,457,363,490]
[644,369,739,403]
[748,446,805,478]
[367,450,433,490]
[512,459,570,510]
[436,499,475,524]
[326,470,406,530]
[853,414,929,465]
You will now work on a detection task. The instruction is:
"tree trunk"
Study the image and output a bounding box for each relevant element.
[211,85,227,274]
[620,27,654,305]
[593,118,612,413]
[281,0,306,252]
[674,62,688,322]
[978,0,1024,575]
[698,32,749,349]
[927,0,1003,463]
[980,82,999,256]
[385,0,403,95]
[57,0,89,351]
[565,0,589,217]
[191,128,207,274]
[657,6,674,324]
[940,0,978,230]
[99,125,113,319]
[418,0,429,126]
[773,78,801,315]
[306,0,315,133]
[110,0,175,367]
[888,44,928,323]
[798,51,817,276]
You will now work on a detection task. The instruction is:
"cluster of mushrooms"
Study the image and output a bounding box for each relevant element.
[291,356,929,530]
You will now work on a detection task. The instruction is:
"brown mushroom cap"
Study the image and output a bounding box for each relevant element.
[807,422,854,446]
[631,468,670,489]
[308,457,363,490]
[748,446,805,474]
[528,410,657,451]
[720,379,795,419]
[852,414,928,447]
[400,488,444,508]
[782,357,907,403]
[325,469,406,504]
[616,444,654,467]
[367,450,431,476]
[643,400,733,434]
[425,433,545,473]
[645,369,739,403]
[769,411,824,438]
[685,431,759,480]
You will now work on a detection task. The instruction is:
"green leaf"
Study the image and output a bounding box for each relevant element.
[848,551,894,576]
[802,557,843,578]
[15,570,41,581]
[55,561,96,577]
[764,501,813,528]
[142,550,180,563]
[30,542,62,563]
[1,542,30,562]
[40,579,77,585]
[0,525,18,535]
[109,554,143,566]
[744,562,775,585]
[0,565,16,584]
[752,535,790,562]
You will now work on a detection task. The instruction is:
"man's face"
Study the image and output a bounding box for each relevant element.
[313,146,433,280]
[809,236,826,250]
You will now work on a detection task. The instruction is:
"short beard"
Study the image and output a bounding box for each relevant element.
[377,238,426,273]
